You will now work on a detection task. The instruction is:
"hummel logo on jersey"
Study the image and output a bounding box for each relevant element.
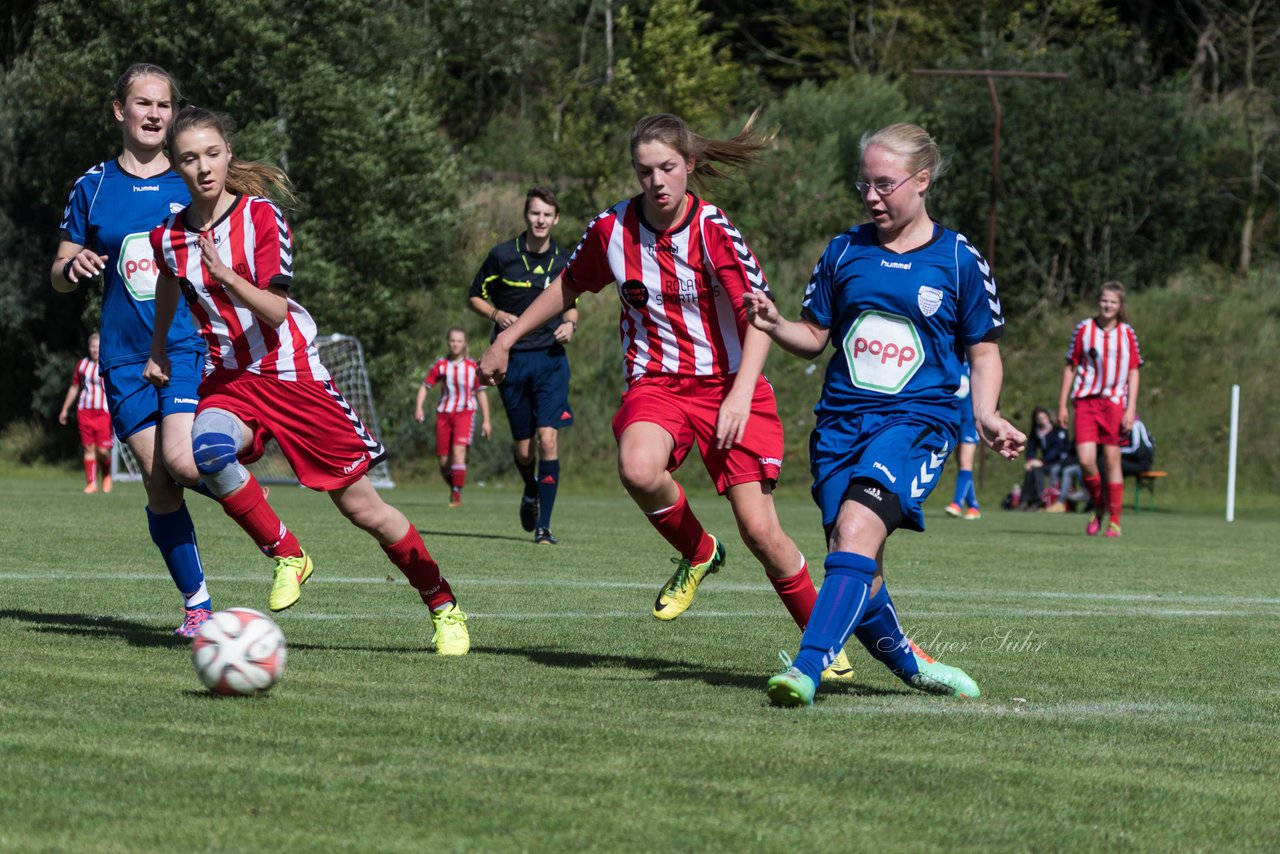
[873,461,897,483]
[342,457,365,474]
[132,185,160,192]
[863,487,884,502]
[174,397,199,405]
[880,259,912,270]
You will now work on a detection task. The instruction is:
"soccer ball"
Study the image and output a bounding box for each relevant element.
[192,608,287,696]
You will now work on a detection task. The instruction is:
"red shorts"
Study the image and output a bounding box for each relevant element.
[77,409,113,449]
[435,410,476,456]
[612,374,783,495]
[1073,396,1125,446]
[199,371,387,491]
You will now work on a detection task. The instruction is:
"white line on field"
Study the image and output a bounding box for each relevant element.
[811,699,1210,721]
[2,572,1278,607]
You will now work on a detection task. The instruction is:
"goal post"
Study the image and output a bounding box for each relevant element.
[111,333,395,488]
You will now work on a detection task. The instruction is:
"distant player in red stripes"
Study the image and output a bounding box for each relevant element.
[479,112,855,680]
[1058,281,1143,538]
[416,327,492,507]
[59,333,114,494]
[143,106,469,654]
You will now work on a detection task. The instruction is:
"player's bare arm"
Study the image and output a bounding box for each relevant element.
[477,389,492,439]
[968,341,1026,460]
[50,238,108,294]
[198,232,288,327]
[743,290,830,358]
[715,323,772,449]
[1123,367,1140,432]
[414,384,428,423]
[143,271,182,387]
[478,275,575,384]
[1057,363,1075,429]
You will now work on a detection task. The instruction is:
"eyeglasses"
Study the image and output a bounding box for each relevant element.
[855,167,924,198]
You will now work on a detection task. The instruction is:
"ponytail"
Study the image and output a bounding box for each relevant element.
[630,110,771,187]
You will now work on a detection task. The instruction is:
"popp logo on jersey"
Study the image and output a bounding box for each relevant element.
[842,310,924,394]
[118,232,161,301]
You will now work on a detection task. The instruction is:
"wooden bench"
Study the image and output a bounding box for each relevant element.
[1132,470,1167,512]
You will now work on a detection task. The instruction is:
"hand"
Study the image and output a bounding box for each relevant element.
[477,343,510,386]
[714,389,752,450]
[59,410,70,426]
[64,251,109,284]
[553,321,574,343]
[198,232,233,284]
[143,355,171,388]
[415,408,425,423]
[979,414,1027,461]
[1057,407,1070,430]
[743,290,779,333]
[481,420,492,440]
[494,310,517,330]
[1122,408,1135,433]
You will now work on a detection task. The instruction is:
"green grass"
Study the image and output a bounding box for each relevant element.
[2,475,1278,851]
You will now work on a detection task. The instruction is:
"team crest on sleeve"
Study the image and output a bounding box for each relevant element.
[917,286,944,317]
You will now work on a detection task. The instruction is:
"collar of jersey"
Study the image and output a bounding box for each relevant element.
[633,191,699,236]
[112,156,178,183]
[184,192,245,233]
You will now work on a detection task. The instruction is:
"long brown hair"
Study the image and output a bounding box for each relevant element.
[167,106,298,208]
[630,110,770,187]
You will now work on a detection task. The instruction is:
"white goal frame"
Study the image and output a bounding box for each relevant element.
[110,333,395,488]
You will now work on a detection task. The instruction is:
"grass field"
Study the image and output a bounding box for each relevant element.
[2,473,1278,852]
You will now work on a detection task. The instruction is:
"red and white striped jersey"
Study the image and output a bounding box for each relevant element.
[150,194,328,382]
[562,193,772,380]
[1065,317,1143,405]
[424,356,480,413]
[73,357,107,411]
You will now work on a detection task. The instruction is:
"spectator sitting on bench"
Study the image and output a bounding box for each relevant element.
[1021,406,1071,510]
[1121,417,1155,477]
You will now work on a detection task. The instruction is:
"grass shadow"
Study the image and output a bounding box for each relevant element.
[0,609,188,649]
[417,528,530,543]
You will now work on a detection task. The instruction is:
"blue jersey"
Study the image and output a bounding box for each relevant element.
[801,223,1004,424]
[59,159,204,370]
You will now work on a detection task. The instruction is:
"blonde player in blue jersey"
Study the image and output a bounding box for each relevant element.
[745,123,1026,706]
[50,63,215,638]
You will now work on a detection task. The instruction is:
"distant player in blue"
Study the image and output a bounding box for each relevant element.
[745,123,1025,706]
[50,64,214,638]
[944,360,982,519]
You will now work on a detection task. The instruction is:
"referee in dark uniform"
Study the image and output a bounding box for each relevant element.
[468,187,577,544]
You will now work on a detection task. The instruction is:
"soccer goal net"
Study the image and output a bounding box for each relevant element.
[110,333,395,488]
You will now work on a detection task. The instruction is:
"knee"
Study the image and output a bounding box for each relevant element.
[538,431,558,458]
[617,454,664,495]
[192,409,247,496]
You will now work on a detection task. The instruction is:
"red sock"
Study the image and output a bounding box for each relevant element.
[645,484,714,564]
[1084,474,1104,515]
[770,559,818,630]
[383,527,453,609]
[1107,482,1124,523]
[83,459,96,486]
[219,473,301,558]
[451,465,467,489]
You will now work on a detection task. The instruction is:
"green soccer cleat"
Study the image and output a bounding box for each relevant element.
[652,537,725,621]
[821,648,856,682]
[906,640,980,698]
[430,601,470,655]
[268,551,314,612]
[767,652,815,707]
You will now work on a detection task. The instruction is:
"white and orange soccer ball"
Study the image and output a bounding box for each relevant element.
[192,608,287,696]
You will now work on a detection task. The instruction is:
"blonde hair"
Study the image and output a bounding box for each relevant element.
[1100,280,1130,325]
[115,63,181,107]
[167,106,298,208]
[860,123,949,190]
[630,110,771,187]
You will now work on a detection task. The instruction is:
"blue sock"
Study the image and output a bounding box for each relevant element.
[963,474,980,509]
[146,504,210,608]
[536,460,560,529]
[792,552,878,684]
[954,470,973,506]
[852,582,919,682]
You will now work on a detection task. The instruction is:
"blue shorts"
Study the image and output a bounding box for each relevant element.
[810,411,957,533]
[499,345,573,441]
[958,397,979,445]
[102,351,204,440]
